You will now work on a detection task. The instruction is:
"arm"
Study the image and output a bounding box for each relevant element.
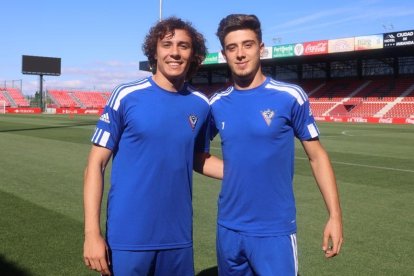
[193,152,223,180]
[83,145,112,275]
[301,139,344,258]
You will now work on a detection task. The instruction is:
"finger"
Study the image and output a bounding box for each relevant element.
[100,259,111,276]
[84,257,90,267]
[321,234,329,252]
[88,260,95,270]
[95,261,104,273]
[91,259,103,272]
[324,245,336,258]
[331,235,343,254]
[331,239,339,253]
[336,237,344,254]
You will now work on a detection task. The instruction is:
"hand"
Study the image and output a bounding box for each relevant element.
[322,216,343,258]
[83,233,111,275]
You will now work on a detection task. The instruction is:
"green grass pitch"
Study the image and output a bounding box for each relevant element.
[0,114,413,275]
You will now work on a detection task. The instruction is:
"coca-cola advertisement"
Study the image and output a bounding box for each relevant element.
[313,116,412,125]
[303,40,328,56]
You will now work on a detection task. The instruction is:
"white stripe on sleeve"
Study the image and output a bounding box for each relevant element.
[99,131,111,147]
[93,129,103,144]
[307,123,319,138]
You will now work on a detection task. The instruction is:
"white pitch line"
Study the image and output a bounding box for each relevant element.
[341,131,354,136]
[210,146,414,173]
[296,156,414,173]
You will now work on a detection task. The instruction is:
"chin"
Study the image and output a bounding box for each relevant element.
[235,71,252,78]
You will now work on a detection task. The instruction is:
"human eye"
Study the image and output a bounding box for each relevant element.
[161,41,172,48]
[244,42,254,48]
[226,44,237,52]
[179,43,191,50]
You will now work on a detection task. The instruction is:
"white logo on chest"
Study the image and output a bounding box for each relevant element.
[261,109,275,126]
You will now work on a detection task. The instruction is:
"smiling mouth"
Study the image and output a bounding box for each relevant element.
[167,61,182,66]
[235,62,248,68]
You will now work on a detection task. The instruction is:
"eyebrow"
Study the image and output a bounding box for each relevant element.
[160,40,191,45]
[225,40,256,47]
[178,41,191,46]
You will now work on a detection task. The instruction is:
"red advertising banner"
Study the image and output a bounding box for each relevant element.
[3,108,412,125]
[314,116,414,125]
[303,40,329,55]
[55,108,103,115]
[5,107,42,114]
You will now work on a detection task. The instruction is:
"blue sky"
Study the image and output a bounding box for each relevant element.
[1,0,413,95]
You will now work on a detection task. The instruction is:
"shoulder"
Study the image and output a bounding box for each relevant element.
[265,78,308,106]
[106,77,152,110]
[186,85,210,105]
[209,86,234,105]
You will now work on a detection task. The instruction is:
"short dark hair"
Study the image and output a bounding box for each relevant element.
[216,14,262,48]
[142,17,207,80]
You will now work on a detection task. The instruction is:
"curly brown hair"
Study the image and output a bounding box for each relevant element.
[142,17,207,80]
[216,14,262,48]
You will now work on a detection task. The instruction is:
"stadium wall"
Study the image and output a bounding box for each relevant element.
[3,107,414,124]
[314,115,414,125]
[5,107,41,114]
[3,107,102,115]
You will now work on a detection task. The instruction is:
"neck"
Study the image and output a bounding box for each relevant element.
[233,70,266,90]
[152,74,185,92]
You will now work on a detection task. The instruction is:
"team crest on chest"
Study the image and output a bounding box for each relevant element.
[188,115,198,130]
[261,109,275,126]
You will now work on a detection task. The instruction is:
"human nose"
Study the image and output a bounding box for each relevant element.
[169,45,180,57]
[235,47,245,59]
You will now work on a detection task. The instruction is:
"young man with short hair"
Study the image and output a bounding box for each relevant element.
[210,14,343,275]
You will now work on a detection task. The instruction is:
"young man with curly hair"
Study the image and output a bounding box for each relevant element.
[83,17,222,276]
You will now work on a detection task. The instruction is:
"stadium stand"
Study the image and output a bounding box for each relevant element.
[20,30,412,119]
[310,102,338,116]
[48,89,80,108]
[0,87,29,107]
[72,91,108,108]
[384,103,414,118]
[0,91,13,106]
[348,102,388,117]
[48,89,110,108]
[181,28,414,122]
[307,78,366,101]
[193,76,414,118]
[42,75,413,118]
[305,76,414,118]
[6,88,30,106]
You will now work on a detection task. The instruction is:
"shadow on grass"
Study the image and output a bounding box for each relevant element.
[0,190,88,275]
[0,254,32,276]
[0,122,96,133]
[197,266,218,276]
[196,266,301,276]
